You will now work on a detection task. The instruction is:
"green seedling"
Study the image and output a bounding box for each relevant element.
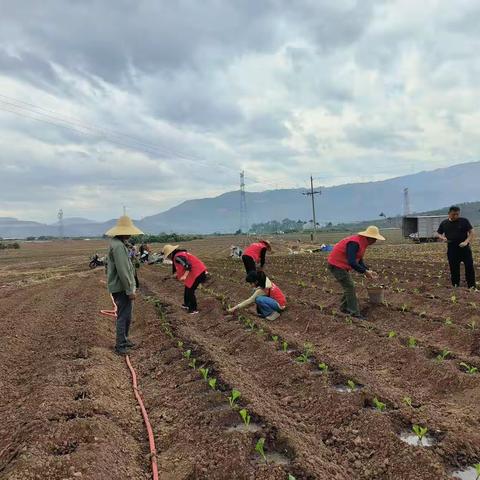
[177,340,184,348]
[460,362,478,374]
[347,379,356,391]
[345,317,353,325]
[468,320,477,330]
[208,377,217,390]
[183,349,192,359]
[402,396,413,407]
[444,317,453,326]
[189,358,197,369]
[469,302,477,309]
[388,330,397,339]
[412,424,428,443]
[239,408,251,426]
[199,367,209,381]
[288,475,297,480]
[282,340,288,352]
[296,343,314,363]
[436,349,451,362]
[255,437,266,462]
[318,362,329,373]
[372,397,386,412]
[474,463,480,479]
[401,304,409,313]
[451,294,457,304]
[245,318,256,331]
[271,335,279,343]
[408,337,417,348]
[228,389,241,408]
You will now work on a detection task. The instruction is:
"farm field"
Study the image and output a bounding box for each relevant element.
[1,235,480,479]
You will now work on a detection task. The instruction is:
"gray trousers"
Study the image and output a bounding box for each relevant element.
[112,291,132,349]
[328,264,360,315]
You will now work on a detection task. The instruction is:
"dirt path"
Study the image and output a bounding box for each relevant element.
[0,272,149,480]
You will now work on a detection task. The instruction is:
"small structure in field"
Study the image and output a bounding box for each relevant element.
[402,215,446,242]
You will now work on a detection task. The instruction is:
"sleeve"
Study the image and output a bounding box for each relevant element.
[233,288,264,310]
[260,248,267,267]
[465,219,473,231]
[346,241,367,274]
[112,243,136,295]
[437,221,445,234]
[174,255,192,270]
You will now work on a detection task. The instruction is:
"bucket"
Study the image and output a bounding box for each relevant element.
[367,286,385,304]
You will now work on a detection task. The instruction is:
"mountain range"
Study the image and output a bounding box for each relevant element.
[2,161,480,238]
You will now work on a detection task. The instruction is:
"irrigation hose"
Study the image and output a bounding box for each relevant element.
[100,297,159,480]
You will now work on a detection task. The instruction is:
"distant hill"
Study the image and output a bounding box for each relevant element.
[2,161,480,238]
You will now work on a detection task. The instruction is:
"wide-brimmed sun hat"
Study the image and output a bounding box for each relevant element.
[358,225,385,241]
[162,244,180,258]
[260,239,272,251]
[105,216,144,237]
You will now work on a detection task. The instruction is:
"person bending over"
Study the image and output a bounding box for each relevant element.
[241,240,272,274]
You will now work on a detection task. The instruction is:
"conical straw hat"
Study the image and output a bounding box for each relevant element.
[358,225,385,241]
[162,244,180,258]
[105,216,144,237]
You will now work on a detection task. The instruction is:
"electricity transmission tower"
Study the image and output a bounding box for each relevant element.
[302,176,321,241]
[403,188,411,216]
[57,209,64,239]
[239,170,249,234]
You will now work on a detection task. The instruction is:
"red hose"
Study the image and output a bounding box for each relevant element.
[100,298,159,480]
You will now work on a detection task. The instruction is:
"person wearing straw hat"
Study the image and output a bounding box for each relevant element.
[327,226,385,320]
[105,215,144,355]
[162,244,208,314]
[241,239,272,274]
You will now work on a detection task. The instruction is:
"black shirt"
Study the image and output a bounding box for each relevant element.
[437,217,473,246]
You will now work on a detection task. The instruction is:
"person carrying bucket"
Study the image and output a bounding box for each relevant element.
[328,226,385,320]
[241,240,272,274]
[227,270,286,320]
[162,244,208,315]
[105,215,144,355]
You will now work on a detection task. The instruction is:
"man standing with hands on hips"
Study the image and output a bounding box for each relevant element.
[105,215,144,355]
[437,206,476,289]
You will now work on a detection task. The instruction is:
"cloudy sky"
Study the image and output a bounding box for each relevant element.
[1,0,479,222]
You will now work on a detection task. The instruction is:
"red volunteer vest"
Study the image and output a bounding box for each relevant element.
[243,242,266,263]
[266,282,286,308]
[328,235,370,271]
[173,252,207,288]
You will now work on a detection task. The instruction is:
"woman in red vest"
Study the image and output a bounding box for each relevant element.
[328,226,385,319]
[242,240,272,274]
[227,271,286,321]
[162,244,208,315]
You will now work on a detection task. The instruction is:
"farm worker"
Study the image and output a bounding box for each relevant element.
[105,215,144,355]
[162,244,208,315]
[227,270,286,321]
[328,226,385,320]
[436,206,476,289]
[241,240,272,274]
[128,243,140,289]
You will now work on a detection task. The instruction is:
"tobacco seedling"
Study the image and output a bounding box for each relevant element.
[347,379,356,391]
[255,437,266,462]
[402,396,412,407]
[460,362,478,374]
[189,358,197,369]
[183,349,192,359]
[288,475,297,480]
[401,304,409,313]
[451,294,457,304]
[444,317,453,326]
[228,389,241,408]
[473,463,480,479]
[296,343,314,363]
[412,424,428,444]
[271,335,279,343]
[318,362,329,373]
[208,377,217,390]
[239,408,251,426]
[408,337,417,348]
[177,341,184,348]
[199,367,209,381]
[372,397,386,412]
[436,349,451,362]
[282,340,288,352]
[468,320,477,331]
[388,330,397,339]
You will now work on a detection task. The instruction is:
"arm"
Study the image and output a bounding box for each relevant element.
[175,255,192,270]
[346,242,367,274]
[436,222,447,241]
[228,288,263,312]
[259,248,267,268]
[112,243,136,296]
[460,225,474,247]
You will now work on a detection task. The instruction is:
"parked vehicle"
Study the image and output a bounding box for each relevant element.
[89,253,105,269]
[402,215,446,242]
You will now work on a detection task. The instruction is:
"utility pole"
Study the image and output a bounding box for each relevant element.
[302,176,321,242]
[239,170,248,234]
[403,188,411,216]
[57,209,64,239]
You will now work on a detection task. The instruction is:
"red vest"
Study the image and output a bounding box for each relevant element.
[243,242,267,263]
[328,235,369,271]
[267,282,286,308]
[173,252,207,288]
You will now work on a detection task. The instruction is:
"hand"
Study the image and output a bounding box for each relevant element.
[459,241,469,248]
[128,293,136,300]
[227,307,235,313]
[365,270,378,280]
[180,273,188,281]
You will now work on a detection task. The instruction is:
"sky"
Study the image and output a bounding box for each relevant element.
[1,0,479,223]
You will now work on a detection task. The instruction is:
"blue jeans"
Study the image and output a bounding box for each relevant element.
[255,296,281,317]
